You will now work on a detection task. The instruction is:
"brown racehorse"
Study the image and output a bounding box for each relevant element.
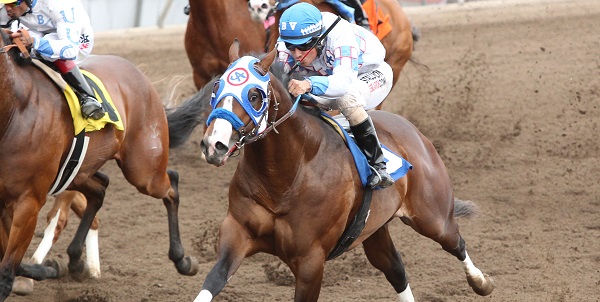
[168,41,494,301]
[185,0,418,105]
[185,0,268,89]
[0,29,198,300]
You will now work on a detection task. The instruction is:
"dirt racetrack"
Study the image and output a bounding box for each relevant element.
[10,0,600,301]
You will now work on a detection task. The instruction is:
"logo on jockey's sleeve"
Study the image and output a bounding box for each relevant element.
[325,50,334,68]
[79,34,90,50]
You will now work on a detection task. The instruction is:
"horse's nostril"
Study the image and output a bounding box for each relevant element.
[215,141,229,155]
[200,140,208,155]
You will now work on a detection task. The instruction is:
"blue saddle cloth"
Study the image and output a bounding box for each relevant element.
[321,112,412,188]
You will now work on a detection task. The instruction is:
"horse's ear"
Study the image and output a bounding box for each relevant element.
[229,39,240,62]
[258,47,277,72]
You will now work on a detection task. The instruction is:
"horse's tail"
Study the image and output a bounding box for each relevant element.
[408,25,430,72]
[411,25,421,46]
[453,198,479,218]
[166,83,213,149]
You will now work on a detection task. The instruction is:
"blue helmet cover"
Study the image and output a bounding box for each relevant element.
[279,3,323,45]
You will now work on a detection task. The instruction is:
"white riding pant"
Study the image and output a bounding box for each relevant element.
[310,62,393,125]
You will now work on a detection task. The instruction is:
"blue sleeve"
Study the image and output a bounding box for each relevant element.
[34,37,55,58]
[308,76,329,95]
[325,0,355,22]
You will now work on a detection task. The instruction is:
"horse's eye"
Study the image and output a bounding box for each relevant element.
[249,92,262,110]
[261,3,268,9]
[248,2,252,8]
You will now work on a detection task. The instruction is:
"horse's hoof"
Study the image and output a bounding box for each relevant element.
[88,267,101,279]
[68,261,90,281]
[43,258,68,279]
[177,255,200,276]
[467,273,495,296]
[11,277,34,296]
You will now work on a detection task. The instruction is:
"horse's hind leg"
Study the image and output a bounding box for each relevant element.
[450,236,494,296]
[363,224,414,302]
[66,172,108,280]
[68,192,101,278]
[160,170,198,276]
[409,199,494,296]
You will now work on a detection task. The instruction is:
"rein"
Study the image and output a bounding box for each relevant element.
[0,29,32,58]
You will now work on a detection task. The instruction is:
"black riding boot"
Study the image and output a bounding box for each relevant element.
[62,66,105,120]
[347,0,371,31]
[350,117,394,189]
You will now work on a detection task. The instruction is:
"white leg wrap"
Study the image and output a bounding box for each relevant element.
[86,229,101,278]
[338,93,368,126]
[397,284,415,302]
[31,209,61,264]
[462,252,485,282]
[193,290,213,302]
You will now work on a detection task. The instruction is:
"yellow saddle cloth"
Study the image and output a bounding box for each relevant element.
[64,70,124,134]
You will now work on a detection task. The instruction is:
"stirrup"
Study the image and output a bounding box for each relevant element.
[366,167,394,189]
[80,97,105,120]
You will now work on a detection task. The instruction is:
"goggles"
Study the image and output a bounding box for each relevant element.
[4,0,22,8]
[285,37,320,52]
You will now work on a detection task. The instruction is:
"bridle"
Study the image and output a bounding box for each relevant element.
[0,28,31,58]
[207,64,303,159]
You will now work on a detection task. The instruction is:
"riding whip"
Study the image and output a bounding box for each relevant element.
[288,15,342,76]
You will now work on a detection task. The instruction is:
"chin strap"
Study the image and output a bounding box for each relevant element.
[288,16,342,76]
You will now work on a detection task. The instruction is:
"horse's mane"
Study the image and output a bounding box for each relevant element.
[269,61,323,118]
[166,76,215,148]
[268,60,290,88]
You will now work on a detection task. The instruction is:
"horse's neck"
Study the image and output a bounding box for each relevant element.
[194,0,266,52]
[0,54,21,104]
[0,55,26,137]
[244,106,319,176]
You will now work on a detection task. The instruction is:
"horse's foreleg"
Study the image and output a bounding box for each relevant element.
[362,224,414,302]
[29,191,73,265]
[289,251,326,302]
[12,203,66,296]
[194,215,252,302]
[0,196,43,299]
[66,172,108,280]
[162,170,199,276]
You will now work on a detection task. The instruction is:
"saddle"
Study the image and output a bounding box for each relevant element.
[30,59,124,196]
[316,110,412,259]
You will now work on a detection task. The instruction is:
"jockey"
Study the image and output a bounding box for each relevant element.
[1,0,105,120]
[277,2,393,189]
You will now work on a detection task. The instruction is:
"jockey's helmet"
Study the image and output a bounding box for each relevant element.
[279,3,323,45]
[0,0,31,7]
